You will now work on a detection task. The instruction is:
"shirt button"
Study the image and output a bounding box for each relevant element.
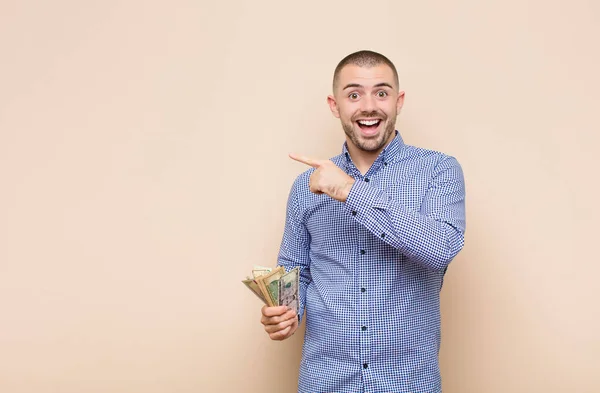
[384,162,388,166]
[381,233,386,238]
[364,178,370,182]
[351,210,357,216]
[361,326,367,331]
[363,363,368,369]
[361,287,366,293]
[360,249,366,255]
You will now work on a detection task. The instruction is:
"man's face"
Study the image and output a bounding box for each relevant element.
[328,64,404,153]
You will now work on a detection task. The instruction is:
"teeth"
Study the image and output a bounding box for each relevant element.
[358,120,380,126]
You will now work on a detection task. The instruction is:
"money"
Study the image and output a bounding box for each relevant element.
[255,266,285,307]
[279,267,299,314]
[252,265,272,278]
[242,278,268,304]
[253,265,272,271]
[242,265,299,312]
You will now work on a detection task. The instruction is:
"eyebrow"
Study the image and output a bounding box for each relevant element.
[342,82,394,90]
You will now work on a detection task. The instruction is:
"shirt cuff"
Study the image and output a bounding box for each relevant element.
[345,179,389,214]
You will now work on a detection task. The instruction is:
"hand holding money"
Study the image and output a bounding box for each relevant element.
[261,305,298,341]
[242,265,300,341]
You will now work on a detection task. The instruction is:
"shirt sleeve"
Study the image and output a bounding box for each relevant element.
[345,156,466,271]
[277,177,312,323]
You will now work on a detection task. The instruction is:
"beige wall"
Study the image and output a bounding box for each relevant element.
[1,1,598,392]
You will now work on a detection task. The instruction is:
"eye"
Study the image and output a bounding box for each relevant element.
[349,92,359,100]
[377,90,388,98]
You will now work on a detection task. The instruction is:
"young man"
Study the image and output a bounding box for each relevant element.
[261,50,466,393]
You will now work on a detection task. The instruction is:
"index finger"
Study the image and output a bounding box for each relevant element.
[289,153,324,168]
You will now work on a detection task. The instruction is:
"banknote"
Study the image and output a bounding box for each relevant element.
[242,265,297,309]
[279,267,299,314]
[252,265,272,278]
[256,266,285,307]
[253,265,272,272]
[242,278,267,304]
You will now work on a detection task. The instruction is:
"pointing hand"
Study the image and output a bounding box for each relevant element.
[289,153,356,202]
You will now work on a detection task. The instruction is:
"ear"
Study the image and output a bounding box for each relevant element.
[396,90,405,113]
[327,95,340,118]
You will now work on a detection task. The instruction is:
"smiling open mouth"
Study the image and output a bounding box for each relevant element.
[356,119,381,132]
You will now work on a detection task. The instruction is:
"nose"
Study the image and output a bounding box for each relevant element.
[360,94,376,112]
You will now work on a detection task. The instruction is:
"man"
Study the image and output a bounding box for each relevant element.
[261,50,466,393]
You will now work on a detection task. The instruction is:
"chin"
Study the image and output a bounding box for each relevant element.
[357,139,386,152]
[343,120,394,152]
[357,131,393,151]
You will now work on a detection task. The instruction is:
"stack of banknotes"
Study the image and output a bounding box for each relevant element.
[242,265,299,313]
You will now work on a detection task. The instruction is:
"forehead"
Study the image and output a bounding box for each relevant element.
[337,64,396,89]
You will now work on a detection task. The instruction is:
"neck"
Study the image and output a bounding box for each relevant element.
[346,135,394,175]
[347,144,380,175]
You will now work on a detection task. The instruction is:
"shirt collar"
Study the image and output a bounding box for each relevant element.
[342,130,405,168]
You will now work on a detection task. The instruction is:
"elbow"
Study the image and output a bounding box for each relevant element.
[422,234,465,272]
[430,248,460,271]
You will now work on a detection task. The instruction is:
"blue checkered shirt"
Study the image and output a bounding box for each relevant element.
[277,131,466,393]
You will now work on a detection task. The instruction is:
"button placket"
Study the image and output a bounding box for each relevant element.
[357,226,371,376]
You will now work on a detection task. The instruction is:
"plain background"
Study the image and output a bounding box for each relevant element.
[1,1,599,392]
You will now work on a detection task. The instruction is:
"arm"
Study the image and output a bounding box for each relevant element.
[277,177,312,323]
[345,157,466,271]
[260,177,312,341]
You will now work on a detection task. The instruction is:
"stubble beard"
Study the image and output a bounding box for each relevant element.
[341,112,397,153]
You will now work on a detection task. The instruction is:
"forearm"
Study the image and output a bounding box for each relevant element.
[277,178,312,323]
[345,176,465,271]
